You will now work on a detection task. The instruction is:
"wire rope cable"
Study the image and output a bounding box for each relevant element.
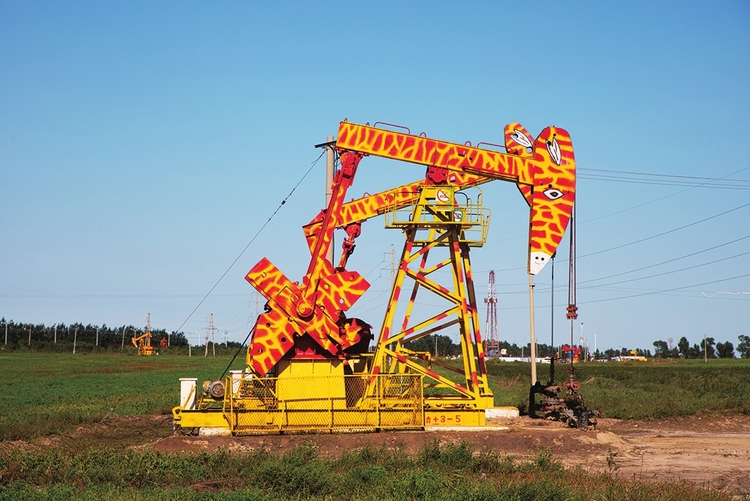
[218,316,260,381]
[173,150,326,336]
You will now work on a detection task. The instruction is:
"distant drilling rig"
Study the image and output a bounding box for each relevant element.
[484,270,499,356]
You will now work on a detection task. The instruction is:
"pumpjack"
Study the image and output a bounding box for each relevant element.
[132,331,154,356]
[173,119,576,434]
[133,313,156,356]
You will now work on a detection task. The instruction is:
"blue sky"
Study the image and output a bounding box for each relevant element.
[1,1,748,353]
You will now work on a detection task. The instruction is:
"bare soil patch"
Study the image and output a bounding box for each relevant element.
[13,414,748,495]
[147,414,750,495]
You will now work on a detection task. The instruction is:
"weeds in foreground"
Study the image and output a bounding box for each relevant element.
[0,441,733,501]
[606,448,620,478]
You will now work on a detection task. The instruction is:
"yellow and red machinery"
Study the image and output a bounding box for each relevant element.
[561,344,581,363]
[132,330,154,356]
[173,119,576,434]
[133,313,156,356]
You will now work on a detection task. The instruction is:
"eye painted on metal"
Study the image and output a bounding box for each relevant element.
[511,129,533,148]
[546,138,561,165]
[543,188,564,200]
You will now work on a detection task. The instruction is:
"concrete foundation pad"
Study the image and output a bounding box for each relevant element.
[485,407,520,419]
[425,426,509,432]
[198,427,232,436]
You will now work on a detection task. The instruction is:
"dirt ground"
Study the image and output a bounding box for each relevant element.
[148,414,750,495]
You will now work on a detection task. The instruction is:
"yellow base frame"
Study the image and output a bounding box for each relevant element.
[424,408,486,427]
[173,407,229,429]
[173,407,501,432]
[173,371,427,435]
[172,370,504,435]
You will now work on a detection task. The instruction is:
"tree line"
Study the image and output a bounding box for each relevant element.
[0,318,189,352]
[405,334,662,361]
[652,335,750,359]
[0,321,552,357]
[5,318,745,361]
[405,335,556,358]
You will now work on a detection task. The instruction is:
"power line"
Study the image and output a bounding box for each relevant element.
[581,249,750,290]
[491,235,750,297]
[579,234,750,285]
[579,166,750,225]
[580,201,750,259]
[701,291,750,297]
[485,203,750,277]
[495,272,750,311]
[581,272,750,305]
[581,167,750,183]
[0,293,252,299]
[579,167,750,189]
[579,175,750,190]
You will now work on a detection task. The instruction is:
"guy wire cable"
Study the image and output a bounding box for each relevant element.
[173,149,326,337]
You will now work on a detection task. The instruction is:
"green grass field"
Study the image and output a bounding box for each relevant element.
[1,353,747,500]
[2,352,749,441]
[0,352,233,441]
[485,358,750,418]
